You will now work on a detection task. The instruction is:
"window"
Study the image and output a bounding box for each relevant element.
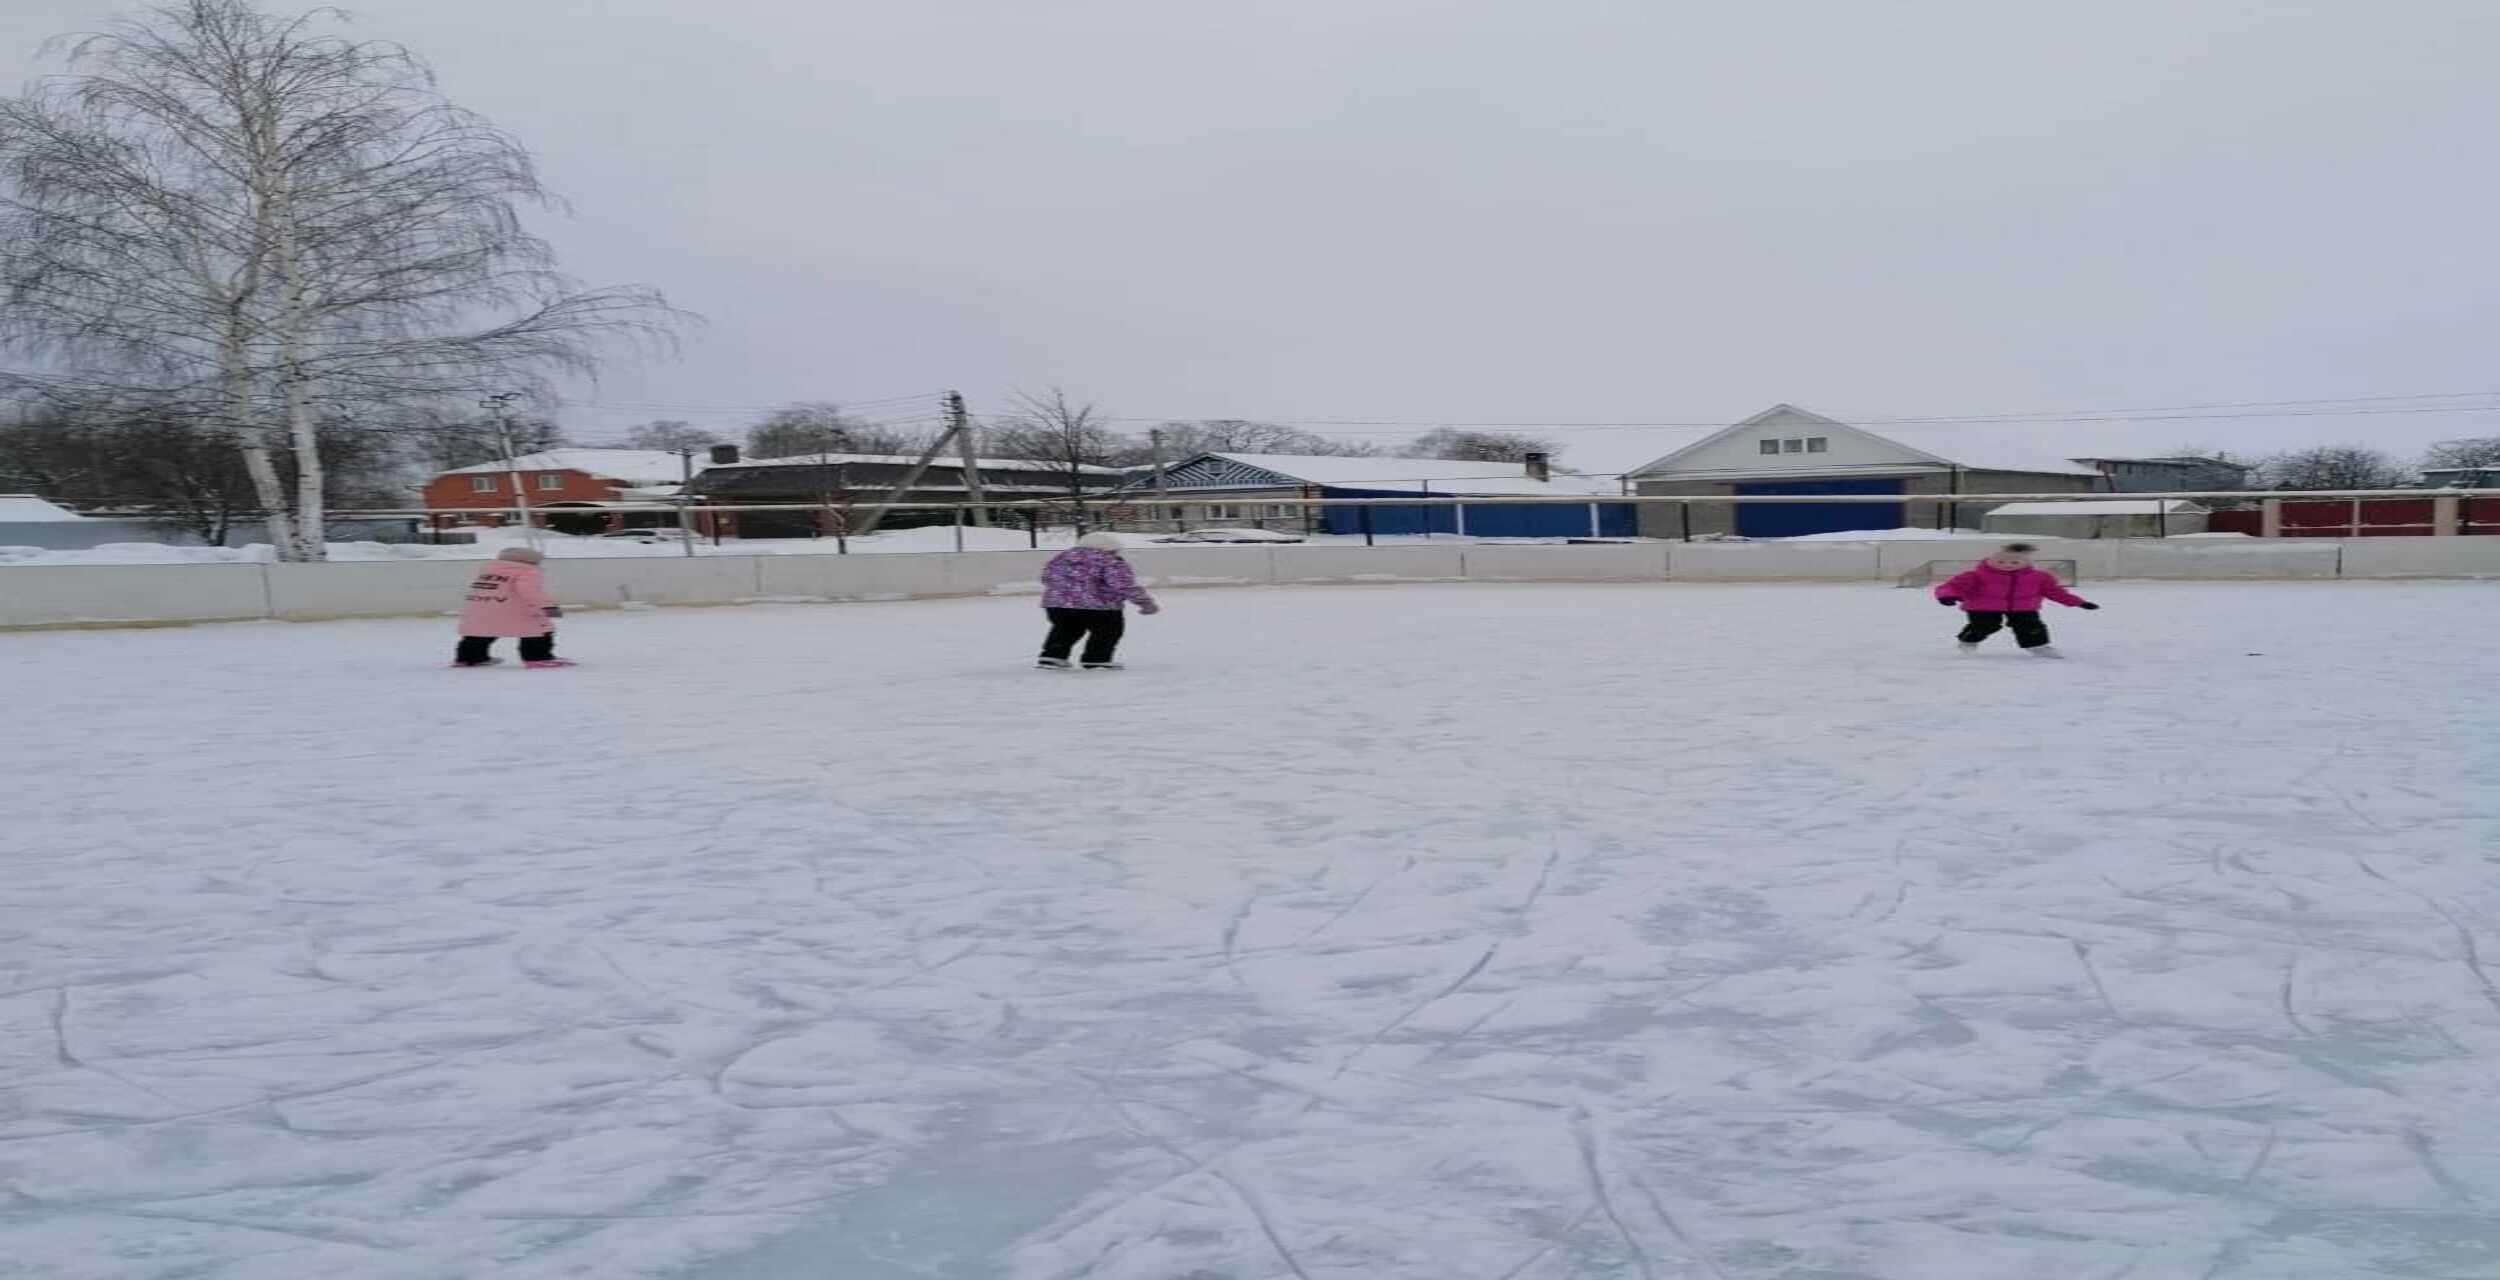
[1204,504,1240,521]
[536,472,565,491]
[1759,439,1781,456]
[469,475,498,493]
[1263,504,1291,519]
[1781,438,1806,454]
[1806,437,1829,453]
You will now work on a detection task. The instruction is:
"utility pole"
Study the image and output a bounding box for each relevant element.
[481,392,541,549]
[673,449,698,557]
[1149,427,1171,533]
[948,391,989,526]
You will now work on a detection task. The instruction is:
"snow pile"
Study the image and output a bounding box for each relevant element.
[3,582,2497,1279]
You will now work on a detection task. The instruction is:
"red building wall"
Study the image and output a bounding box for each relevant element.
[421,468,627,528]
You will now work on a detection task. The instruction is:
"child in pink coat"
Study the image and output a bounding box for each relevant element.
[1934,542,2099,658]
[454,547,572,668]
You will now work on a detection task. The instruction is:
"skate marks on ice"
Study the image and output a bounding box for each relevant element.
[0,584,2496,1277]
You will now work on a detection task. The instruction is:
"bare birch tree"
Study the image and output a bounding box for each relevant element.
[0,0,682,558]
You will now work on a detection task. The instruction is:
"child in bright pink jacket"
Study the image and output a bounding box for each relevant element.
[1934,542,2099,658]
[454,547,572,668]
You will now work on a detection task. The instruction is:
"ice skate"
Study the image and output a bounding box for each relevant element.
[451,658,503,668]
[1082,661,1125,671]
[1036,657,1073,670]
[2026,646,2066,660]
[1956,642,1980,655]
[523,658,578,669]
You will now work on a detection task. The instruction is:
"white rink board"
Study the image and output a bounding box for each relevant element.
[5,537,2500,627]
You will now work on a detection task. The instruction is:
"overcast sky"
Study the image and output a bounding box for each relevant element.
[7,0,2500,470]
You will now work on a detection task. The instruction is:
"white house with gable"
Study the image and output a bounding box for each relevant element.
[1624,405,2230,539]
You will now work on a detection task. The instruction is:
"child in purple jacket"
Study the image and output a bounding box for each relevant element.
[1037,533,1159,670]
[1934,542,2099,658]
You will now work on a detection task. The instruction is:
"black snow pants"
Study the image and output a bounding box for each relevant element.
[456,633,556,665]
[1040,608,1125,665]
[1957,611,2051,649]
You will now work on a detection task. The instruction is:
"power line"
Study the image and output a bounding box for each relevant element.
[557,391,945,415]
[1069,400,2500,435]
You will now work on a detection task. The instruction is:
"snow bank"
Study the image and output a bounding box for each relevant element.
[0,526,1621,566]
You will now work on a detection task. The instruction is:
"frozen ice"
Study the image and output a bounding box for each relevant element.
[2,581,2496,1278]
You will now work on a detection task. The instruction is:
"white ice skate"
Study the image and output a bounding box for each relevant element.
[1956,642,1980,655]
[1035,657,1073,671]
[1081,661,1125,671]
[2026,645,2067,660]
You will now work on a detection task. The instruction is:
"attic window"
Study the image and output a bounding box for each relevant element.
[1761,436,1830,456]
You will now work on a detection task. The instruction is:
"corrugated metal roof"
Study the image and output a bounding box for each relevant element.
[1199,454,1623,496]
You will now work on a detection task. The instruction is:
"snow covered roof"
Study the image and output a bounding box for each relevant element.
[440,450,710,486]
[0,494,88,522]
[1872,426,2103,478]
[723,453,1127,475]
[1989,500,2207,516]
[1192,453,1624,496]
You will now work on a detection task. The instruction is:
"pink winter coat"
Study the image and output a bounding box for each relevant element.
[1934,562,2088,612]
[457,560,554,636]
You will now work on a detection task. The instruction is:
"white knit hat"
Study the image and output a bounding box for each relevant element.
[497,546,545,564]
[1076,532,1125,551]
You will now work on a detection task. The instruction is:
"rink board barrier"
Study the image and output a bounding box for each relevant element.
[2,538,2495,628]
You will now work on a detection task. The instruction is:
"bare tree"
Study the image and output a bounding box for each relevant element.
[0,0,682,559]
[747,403,865,458]
[986,387,1131,505]
[1399,427,1562,463]
[0,386,410,543]
[620,419,719,451]
[1151,419,1377,458]
[2422,436,2500,473]
[2258,444,2411,491]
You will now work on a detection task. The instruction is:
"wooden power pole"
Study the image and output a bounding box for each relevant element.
[948,391,988,526]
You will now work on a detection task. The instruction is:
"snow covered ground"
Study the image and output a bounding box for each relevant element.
[5,582,2497,1279]
[0,525,1516,566]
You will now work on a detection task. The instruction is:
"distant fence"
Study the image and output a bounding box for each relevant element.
[2208,496,2500,538]
[194,486,2500,546]
[4,537,2496,630]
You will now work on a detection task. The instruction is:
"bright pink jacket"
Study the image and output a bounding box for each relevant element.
[457,560,554,636]
[1934,562,2088,612]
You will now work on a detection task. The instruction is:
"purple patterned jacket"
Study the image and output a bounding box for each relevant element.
[1040,547,1155,611]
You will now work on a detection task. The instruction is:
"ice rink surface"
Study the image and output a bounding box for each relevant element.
[4,581,2497,1279]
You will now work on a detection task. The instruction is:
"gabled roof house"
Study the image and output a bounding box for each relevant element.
[1626,404,2239,539]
